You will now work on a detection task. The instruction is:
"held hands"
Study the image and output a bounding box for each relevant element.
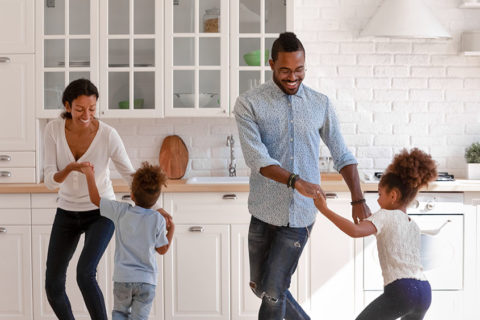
[295,178,326,199]
[352,202,371,224]
[157,208,174,229]
[313,193,329,214]
[68,161,94,174]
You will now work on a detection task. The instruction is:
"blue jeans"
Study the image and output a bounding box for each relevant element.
[45,208,114,320]
[112,282,156,320]
[248,215,313,320]
[356,278,432,320]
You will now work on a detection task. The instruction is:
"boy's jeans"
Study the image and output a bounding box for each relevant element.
[248,215,313,320]
[112,282,156,320]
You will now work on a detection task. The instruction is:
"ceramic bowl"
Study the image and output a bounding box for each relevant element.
[243,49,270,66]
[118,98,144,109]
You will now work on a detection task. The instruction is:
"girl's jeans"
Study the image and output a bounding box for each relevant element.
[356,278,432,320]
[45,208,114,320]
[248,215,313,320]
[112,282,156,320]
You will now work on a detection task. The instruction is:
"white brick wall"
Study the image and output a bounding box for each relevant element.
[108,0,480,179]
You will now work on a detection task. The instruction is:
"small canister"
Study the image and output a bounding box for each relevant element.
[203,8,220,32]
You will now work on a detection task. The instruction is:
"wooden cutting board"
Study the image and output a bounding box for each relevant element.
[159,135,189,179]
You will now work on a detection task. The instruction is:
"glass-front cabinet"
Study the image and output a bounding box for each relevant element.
[36,0,99,118]
[164,0,228,117]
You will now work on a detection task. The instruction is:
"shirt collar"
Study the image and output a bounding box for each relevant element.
[266,79,306,100]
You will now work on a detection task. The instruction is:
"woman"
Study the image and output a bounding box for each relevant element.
[43,79,135,320]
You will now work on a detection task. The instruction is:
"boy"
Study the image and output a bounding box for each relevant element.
[81,161,174,320]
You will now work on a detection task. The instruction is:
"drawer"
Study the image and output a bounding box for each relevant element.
[0,194,30,208]
[31,193,59,208]
[0,209,31,225]
[163,192,250,224]
[0,152,35,167]
[0,168,35,183]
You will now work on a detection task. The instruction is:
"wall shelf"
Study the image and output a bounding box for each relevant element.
[461,31,480,55]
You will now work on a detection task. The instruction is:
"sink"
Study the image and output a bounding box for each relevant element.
[186,176,249,184]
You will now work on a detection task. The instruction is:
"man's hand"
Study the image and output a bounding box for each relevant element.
[352,202,371,224]
[295,179,325,199]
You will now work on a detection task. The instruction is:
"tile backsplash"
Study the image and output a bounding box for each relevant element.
[109,0,480,179]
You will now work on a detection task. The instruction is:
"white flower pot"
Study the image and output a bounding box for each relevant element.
[467,163,480,180]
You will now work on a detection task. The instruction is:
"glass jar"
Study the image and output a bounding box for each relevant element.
[203,8,220,33]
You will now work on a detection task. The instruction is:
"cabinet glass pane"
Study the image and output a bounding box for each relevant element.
[239,71,261,94]
[239,38,261,67]
[109,39,129,67]
[44,72,65,110]
[199,38,220,66]
[200,2,220,33]
[134,39,155,67]
[45,39,65,67]
[109,0,129,35]
[45,0,65,35]
[134,72,154,110]
[265,70,272,82]
[265,38,275,65]
[69,72,90,83]
[265,0,286,33]
[109,72,129,109]
[199,70,220,109]
[174,70,194,108]
[134,0,155,34]
[239,0,260,33]
[174,38,194,66]
[70,39,90,67]
[174,0,194,33]
[69,0,90,35]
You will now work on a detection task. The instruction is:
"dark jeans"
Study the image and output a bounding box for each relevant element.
[248,215,313,320]
[356,278,432,320]
[45,208,114,320]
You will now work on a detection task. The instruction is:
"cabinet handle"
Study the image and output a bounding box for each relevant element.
[325,193,338,199]
[0,227,6,233]
[0,57,11,63]
[189,226,204,232]
[0,171,11,177]
[0,155,11,161]
[222,194,237,200]
[121,195,131,201]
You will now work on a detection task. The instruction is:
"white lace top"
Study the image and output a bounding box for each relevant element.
[367,209,426,286]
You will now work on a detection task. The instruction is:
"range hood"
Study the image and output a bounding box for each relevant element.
[360,0,451,39]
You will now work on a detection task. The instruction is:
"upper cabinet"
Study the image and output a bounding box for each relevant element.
[36,0,292,118]
[0,0,34,53]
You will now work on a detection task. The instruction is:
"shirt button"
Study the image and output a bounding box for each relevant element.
[290,120,293,123]
[290,156,293,160]
[290,138,293,142]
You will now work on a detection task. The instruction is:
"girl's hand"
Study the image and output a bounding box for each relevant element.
[157,208,173,228]
[68,161,94,173]
[313,194,329,213]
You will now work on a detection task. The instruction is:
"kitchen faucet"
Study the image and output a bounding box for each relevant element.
[226,134,236,177]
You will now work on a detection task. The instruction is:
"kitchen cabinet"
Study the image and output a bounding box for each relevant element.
[0,0,34,53]
[0,194,32,320]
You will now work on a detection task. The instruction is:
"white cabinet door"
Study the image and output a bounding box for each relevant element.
[0,0,34,53]
[0,225,32,320]
[0,55,35,151]
[298,192,355,319]
[32,225,109,320]
[164,224,230,320]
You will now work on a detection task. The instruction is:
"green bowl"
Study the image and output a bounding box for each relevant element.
[243,49,270,66]
[118,98,144,109]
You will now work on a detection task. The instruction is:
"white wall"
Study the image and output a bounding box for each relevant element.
[110,0,480,179]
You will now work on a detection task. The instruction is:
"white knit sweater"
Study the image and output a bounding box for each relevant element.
[367,209,427,286]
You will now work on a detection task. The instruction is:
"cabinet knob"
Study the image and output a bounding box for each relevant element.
[222,194,237,200]
[0,227,6,233]
[325,193,338,199]
[0,57,11,63]
[0,171,11,177]
[189,226,204,232]
[121,195,131,201]
[0,155,11,161]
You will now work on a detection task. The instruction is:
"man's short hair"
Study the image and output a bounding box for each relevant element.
[271,32,305,61]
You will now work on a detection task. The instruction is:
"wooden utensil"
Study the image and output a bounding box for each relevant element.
[159,135,189,179]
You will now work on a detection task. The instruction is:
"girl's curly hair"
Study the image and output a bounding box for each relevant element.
[131,162,167,208]
[379,148,437,205]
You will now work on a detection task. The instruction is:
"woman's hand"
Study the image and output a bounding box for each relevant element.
[313,194,329,214]
[67,161,94,173]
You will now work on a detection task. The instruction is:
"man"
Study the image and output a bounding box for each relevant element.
[234,32,370,320]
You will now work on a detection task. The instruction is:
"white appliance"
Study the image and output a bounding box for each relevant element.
[363,192,464,291]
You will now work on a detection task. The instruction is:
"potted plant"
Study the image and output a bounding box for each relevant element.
[465,142,480,179]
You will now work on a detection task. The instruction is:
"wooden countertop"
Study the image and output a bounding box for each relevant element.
[1,175,480,193]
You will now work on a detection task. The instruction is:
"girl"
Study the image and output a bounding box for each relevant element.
[314,148,437,320]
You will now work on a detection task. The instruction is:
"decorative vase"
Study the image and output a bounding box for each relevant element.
[467,163,480,179]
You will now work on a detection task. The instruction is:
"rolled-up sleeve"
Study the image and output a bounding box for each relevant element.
[320,98,357,172]
[234,96,280,173]
[43,122,61,190]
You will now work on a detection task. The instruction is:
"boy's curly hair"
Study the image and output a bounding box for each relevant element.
[131,162,167,208]
[380,148,437,205]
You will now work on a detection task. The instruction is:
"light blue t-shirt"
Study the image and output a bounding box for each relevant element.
[100,198,169,285]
